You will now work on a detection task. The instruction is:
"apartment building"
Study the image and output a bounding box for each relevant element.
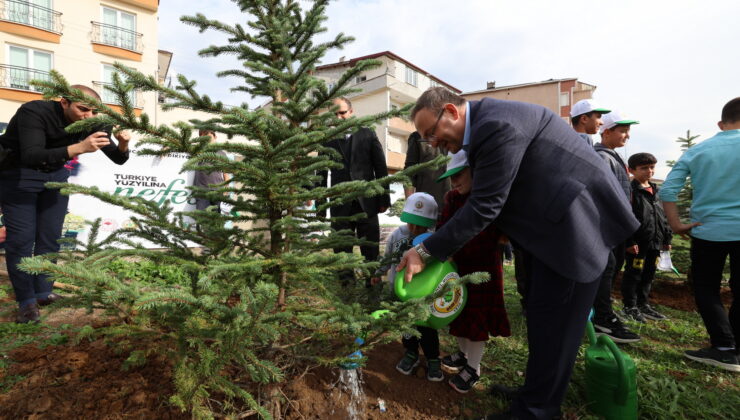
[0,0,159,120]
[314,51,460,171]
[462,78,597,123]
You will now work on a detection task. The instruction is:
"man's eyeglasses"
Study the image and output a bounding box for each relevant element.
[420,108,445,143]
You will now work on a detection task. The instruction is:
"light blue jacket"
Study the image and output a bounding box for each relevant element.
[659,129,740,241]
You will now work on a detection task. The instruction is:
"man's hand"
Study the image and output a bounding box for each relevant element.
[68,131,110,157]
[663,201,701,240]
[114,129,131,152]
[397,247,425,283]
[626,244,639,255]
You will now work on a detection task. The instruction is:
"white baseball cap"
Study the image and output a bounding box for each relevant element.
[400,192,438,228]
[600,111,640,133]
[570,99,611,118]
[436,150,469,182]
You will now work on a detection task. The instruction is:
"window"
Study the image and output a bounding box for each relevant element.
[6,45,52,91]
[6,0,54,31]
[355,75,367,84]
[405,67,418,87]
[430,80,441,88]
[101,6,136,50]
[559,92,570,107]
[102,64,135,105]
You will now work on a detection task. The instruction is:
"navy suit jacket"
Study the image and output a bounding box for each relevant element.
[424,98,639,283]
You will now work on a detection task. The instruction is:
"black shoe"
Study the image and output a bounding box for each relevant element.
[37,292,65,307]
[426,358,444,382]
[622,306,646,323]
[448,364,479,393]
[489,383,519,400]
[593,317,641,343]
[639,304,668,321]
[684,347,740,372]
[441,351,467,373]
[16,303,40,324]
[395,352,420,375]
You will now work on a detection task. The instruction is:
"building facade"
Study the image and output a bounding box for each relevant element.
[313,51,459,171]
[0,0,160,120]
[462,78,597,123]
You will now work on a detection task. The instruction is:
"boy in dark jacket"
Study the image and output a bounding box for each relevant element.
[622,153,672,322]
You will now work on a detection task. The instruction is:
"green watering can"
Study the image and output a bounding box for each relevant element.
[584,311,638,420]
[395,258,467,329]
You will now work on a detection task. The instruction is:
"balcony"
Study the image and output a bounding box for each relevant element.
[0,64,50,101]
[91,21,143,61]
[0,0,62,42]
[92,81,144,116]
[388,116,415,135]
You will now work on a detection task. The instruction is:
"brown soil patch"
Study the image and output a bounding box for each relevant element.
[613,273,732,312]
[0,339,183,420]
[284,343,479,420]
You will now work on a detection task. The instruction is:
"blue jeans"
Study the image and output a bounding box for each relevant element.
[0,167,70,307]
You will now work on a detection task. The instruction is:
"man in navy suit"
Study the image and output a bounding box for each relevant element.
[398,88,638,419]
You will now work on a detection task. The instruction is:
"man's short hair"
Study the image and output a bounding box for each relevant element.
[570,112,595,127]
[721,97,740,124]
[334,96,352,110]
[69,84,101,102]
[628,152,657,169]
[411,87,465,120]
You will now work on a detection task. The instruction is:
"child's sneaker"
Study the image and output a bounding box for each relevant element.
[426,359,444,381]
[441,351,467,373]
[448,365,479,393]
[622,306,646,323]
[395,352,420,375]
[639,304,668,321]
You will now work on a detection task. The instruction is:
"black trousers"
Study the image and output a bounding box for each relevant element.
[514,251,602,420]
[402,326,440,360]
[593,243,624,322]
[0,168,70,306]
[690,237,739,349]
[331,201,379,283]
[621,248,660,308]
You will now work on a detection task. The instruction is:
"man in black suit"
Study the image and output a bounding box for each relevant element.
[320,97,390,285]
[398,88,639,419]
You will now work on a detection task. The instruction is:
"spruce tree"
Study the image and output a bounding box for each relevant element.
[665,130,699,221]
[19,1,467,418]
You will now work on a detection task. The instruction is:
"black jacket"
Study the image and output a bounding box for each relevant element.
[403,131,449,209]
[319,127,390,217]
[627,179,672,250]
[0,100,129,172]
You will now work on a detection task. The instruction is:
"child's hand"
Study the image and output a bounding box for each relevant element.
[370,277,382,286]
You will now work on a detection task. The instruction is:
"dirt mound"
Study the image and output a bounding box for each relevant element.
[284,343,480,420]
[0,339,184,420]
[613,274,732,312]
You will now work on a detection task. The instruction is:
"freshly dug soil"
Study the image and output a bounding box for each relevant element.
[0,339,182,420]
[283,342,480,420]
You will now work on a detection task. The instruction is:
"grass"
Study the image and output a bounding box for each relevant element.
[1,266,737,419]
[441,266,740,419]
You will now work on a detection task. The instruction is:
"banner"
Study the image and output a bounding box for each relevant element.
[65,149,196,248]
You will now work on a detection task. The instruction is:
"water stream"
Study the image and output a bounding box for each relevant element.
[338,368,366,419]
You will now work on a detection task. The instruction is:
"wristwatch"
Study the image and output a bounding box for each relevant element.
[414,243,432,263]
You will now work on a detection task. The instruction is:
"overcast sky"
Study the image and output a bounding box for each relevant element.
[158,0,739,178]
